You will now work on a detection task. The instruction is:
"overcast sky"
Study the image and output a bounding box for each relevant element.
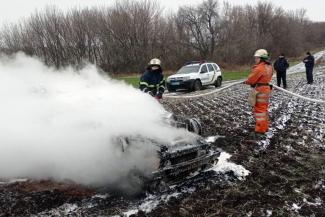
[0,0,324,26]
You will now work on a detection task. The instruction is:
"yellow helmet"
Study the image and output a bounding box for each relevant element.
[254,49,268,59]
[148,58,161,66]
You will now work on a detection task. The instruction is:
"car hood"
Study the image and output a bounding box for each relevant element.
[168,73,197,79]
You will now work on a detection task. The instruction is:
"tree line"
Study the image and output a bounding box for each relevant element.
[0,0,324,73]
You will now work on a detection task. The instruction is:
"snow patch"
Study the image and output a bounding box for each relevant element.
[33,203,79,216]
[123,209,138,217]
[123,192,181,217]
[303,197,322,206]
[258,139,270,150]
[205,135,225,143]
[291,203,302,212]
[315,180,325,189]
[92,194,109,199]
[63,204,78,214]
[208,152,250,180]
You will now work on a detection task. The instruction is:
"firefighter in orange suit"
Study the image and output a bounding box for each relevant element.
[244,49,273,136]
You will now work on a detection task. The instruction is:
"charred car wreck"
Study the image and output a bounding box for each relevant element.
[115,114,220,193]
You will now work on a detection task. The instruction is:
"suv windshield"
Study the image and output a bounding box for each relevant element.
[176,65,200,74]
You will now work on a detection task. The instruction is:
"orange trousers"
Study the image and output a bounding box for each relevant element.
[253,102,269,133]
[253,88,270,133]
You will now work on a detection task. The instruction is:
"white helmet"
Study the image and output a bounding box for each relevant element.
[149,58,161,66]
[254,49,268,59]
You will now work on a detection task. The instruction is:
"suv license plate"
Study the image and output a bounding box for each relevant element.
[171,82,180,85]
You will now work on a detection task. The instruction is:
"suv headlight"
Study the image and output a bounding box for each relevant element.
[182,76,190,81]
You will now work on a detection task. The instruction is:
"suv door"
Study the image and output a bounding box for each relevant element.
[207,64,216,84]
[199,64,209,84]
[212,63,221,76]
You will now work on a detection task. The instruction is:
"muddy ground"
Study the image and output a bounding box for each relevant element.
[1,61,325,216]
[154,70,325,217]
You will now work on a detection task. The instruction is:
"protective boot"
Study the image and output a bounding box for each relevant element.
[244,132,265,144]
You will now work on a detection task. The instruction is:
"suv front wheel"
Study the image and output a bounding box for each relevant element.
[214,76,222,87]
[193,80,202,91]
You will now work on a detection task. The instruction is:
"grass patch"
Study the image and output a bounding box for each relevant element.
[115,76,140,87]
[288,60,301,67]
[115,70,251,87]
[222,70,250,81]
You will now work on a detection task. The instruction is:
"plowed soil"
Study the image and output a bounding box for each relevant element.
[1,61,325,217]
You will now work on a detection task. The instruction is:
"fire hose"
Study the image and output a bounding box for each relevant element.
[164,80,325,104]
[272,85,325,104]
[164,80,244,99]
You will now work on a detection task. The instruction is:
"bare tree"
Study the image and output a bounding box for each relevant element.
[175,0,220,59]
[0,0,324,73]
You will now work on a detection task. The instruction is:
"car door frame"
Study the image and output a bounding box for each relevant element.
[199,64,209,85]
[206,63,216,84]
[212,63,221,77]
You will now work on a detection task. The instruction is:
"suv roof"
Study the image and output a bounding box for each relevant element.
[184,60,215,65]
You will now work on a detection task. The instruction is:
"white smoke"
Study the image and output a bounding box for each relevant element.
[0,53,192,188]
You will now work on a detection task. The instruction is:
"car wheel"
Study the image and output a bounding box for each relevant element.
[214,77,222,87]
[185,118,202,135]
[193,80,202,91]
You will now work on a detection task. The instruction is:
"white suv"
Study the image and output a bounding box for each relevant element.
[166,61,222,92]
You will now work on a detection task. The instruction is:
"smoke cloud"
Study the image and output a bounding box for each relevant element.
[0,53,192,188]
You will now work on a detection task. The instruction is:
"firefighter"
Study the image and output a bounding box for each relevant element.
[244,49,273,138]
[139,58,165,99]
[303,52,315,84]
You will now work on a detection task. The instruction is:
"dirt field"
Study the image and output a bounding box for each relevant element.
[1,60,324,216]
[155,67,325,217]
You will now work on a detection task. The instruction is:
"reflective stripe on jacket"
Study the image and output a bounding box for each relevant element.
[139,69,165,95]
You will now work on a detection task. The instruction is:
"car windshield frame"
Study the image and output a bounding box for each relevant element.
[176,65,200,74]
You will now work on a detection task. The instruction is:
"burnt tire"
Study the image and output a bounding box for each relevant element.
[193,80,202,91]
[214,77,222,87]
[185,118,203,135]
